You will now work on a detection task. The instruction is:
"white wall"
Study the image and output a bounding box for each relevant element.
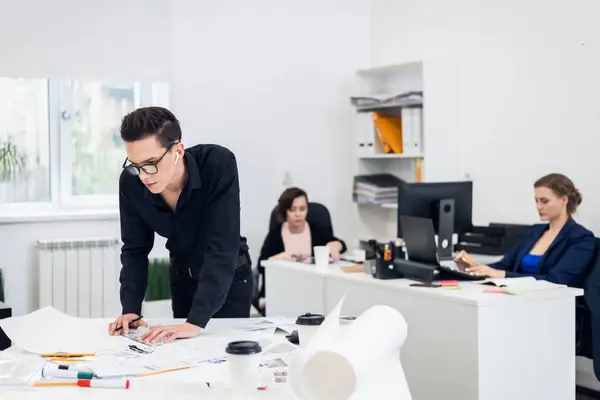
[0,0,172,79]
[371,0,600,232]
[170,0,371,262]
[0,0,372,315]
[0,0,173,316]
[371,0,600,390]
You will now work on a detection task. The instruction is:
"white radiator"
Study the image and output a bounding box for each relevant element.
[37,238,121,318]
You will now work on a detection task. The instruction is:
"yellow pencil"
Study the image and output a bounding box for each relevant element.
[139,366,189,377]
[33,381,79,387]
[42,353,95,358]
[48,358,87,362]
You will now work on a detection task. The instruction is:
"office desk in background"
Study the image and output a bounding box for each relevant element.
[263,258,582,400]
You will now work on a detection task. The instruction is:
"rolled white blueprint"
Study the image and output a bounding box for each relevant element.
[288,296,345,400]
[293,304,411,400]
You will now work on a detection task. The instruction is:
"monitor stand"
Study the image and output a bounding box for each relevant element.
[437,198,455,260]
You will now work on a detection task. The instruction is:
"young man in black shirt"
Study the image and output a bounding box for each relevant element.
[108,107,251,343]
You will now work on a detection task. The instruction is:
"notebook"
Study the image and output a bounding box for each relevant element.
[480,277,564,294]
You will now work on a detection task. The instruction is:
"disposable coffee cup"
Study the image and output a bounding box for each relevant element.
[226,340,262,398]
[313,246,330,272]
[296,313,325,348]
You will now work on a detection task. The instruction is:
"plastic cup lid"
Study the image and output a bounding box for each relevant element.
[296,313,325,326]
[225,340,262,355]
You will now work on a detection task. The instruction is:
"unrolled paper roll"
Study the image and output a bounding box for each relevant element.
[299,305,410,400]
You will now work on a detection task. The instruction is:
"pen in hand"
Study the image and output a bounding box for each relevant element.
[115,316,143,333]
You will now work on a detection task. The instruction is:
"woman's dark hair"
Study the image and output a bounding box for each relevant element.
[275,187,308,223]
[120,106,182,148]
[534,173,582,215]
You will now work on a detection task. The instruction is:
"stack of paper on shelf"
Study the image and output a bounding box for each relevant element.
[350,91,423,110]
[352,174,405,205]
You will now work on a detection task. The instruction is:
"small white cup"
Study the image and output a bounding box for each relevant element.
[296,313,325,348]
[226,341,262,398]
[313,246,330,272]
[351,249,366,262]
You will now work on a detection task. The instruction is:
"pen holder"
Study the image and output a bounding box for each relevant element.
[391,246,405,261]
[374,258,403,280]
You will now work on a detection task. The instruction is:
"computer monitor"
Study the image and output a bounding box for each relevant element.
[397,181,473,260]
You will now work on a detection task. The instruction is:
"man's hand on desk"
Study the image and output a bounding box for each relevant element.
[139,322,201,344]
[464,264,506,278]
[108,313,148,336]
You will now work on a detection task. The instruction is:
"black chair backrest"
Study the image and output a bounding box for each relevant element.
[576,238,600,362]
[583,237,600,310]
[268,202,333,236]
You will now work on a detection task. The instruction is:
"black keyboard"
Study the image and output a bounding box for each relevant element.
[436,264,486,281]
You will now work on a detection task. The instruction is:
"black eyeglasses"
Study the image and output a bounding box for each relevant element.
[122,142,178,176]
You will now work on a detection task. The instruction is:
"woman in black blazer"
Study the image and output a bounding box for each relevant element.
[255,187,346,315]
[456,173,594,286]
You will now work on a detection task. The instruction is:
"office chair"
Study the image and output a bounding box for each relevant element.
[268,202,333,236]
[577,238,600,379]
[252,202,335,316]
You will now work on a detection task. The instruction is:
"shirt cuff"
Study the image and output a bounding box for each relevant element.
[186,309,211,329]
[122,301,142,317]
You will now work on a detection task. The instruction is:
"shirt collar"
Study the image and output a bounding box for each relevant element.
[184,152,202,190]
[143,151,202,206]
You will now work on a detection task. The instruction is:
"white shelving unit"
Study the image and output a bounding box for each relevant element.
[352,61,425,242]
[358,153,423,160]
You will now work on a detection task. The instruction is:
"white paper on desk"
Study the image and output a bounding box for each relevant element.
[0,306,130,354]
[86,341,228,378]
[264,316,297,333]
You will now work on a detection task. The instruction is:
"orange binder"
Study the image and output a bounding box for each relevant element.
[415,158,423,182]
[372,113,403,154]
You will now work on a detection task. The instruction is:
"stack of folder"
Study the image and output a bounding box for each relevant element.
[352,174,405,205]
[456,223,531,255]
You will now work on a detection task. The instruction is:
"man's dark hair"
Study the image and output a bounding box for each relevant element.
[120,106,182,147]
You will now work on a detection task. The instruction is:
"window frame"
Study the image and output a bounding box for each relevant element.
[0,77,169,216]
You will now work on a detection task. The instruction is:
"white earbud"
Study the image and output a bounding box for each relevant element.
[174,153,180,165]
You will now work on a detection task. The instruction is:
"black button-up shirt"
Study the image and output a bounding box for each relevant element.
[118,144,248,328]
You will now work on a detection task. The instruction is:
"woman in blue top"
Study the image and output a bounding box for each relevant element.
[456,173,595,287]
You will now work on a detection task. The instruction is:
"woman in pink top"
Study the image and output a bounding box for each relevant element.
[256,187,346,314]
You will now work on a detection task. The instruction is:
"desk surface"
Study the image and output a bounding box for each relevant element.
[0,318,294,400]
[262,259,583,307]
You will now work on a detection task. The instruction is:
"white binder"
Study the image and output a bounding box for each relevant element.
[411,108,423,153]
[401,108,412,154]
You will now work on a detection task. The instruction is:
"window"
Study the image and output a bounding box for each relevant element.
[0,78,51,204]
[0,77,169,211]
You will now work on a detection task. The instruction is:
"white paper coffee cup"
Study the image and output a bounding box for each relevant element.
[313,246,330,272]
[296,313,325,348]
[226,341,262,398]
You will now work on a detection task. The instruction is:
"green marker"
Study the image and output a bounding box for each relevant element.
[42,367,94,380]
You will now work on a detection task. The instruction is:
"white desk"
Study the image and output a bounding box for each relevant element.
[263,259,583,400]
[0,317,400,400]
[0,318,294,400]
